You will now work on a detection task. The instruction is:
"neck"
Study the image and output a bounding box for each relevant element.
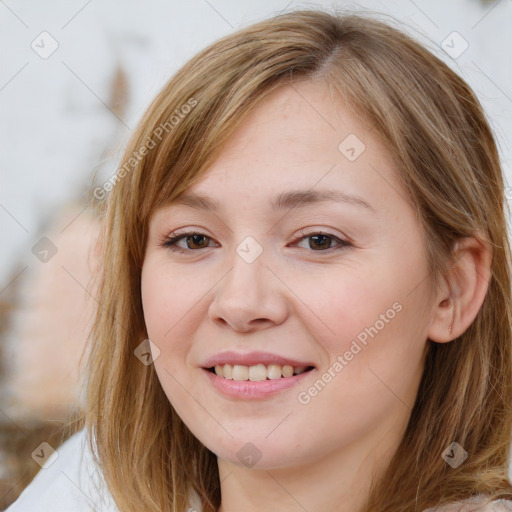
[216,414,406,512]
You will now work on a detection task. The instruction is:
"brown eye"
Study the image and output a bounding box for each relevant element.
[295,232,351,252]
[184,234,210,249]
[160,230,351,254]
[160,232,215,252]
[308,234,333,250]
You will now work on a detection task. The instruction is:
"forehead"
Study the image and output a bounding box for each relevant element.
[172,82,401,207]
[150,80,412,226]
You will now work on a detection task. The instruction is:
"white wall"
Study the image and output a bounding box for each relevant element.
[0,0,511,284]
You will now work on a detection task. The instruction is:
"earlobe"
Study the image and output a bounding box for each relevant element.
[427,233,492,344]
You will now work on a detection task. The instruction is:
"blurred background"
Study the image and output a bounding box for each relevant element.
[0,0,511,508]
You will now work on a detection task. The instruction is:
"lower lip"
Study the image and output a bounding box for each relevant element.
[202,367,315,399]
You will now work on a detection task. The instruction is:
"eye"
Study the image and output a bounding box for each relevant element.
[293,230,352,252]
[159,231,217,252]
[159,230,352,253]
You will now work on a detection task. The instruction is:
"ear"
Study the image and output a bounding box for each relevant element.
[427,232,493,343]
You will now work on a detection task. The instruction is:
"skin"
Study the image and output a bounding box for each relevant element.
[141,79,492,512]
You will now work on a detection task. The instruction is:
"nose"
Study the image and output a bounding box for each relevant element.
[207,245,289,333]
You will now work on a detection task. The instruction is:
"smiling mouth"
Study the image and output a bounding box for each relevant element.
[207,364,315,381]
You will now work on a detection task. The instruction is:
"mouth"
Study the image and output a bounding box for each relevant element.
[206,363,316,381]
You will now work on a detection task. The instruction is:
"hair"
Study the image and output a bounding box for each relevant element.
[78,7,512,512]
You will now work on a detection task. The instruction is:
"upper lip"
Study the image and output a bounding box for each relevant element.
[201,351,316,369]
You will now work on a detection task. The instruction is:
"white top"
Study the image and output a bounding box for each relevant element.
[6,428,512,511]
[5,428,202,512]
[6,429,121,512]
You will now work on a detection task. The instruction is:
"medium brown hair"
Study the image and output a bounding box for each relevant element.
[80,7,512,511]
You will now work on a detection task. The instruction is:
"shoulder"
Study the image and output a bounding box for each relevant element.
[6,428,203,512]
[5,428,119,512]
[424,496,512,511]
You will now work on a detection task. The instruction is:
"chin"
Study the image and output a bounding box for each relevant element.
[198,432,305,470]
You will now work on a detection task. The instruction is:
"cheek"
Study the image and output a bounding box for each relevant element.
[142,260,194,338]
[140,266,193,408]
[287,260,403,349]
[294,254,428,392]
[140,266,167,340]
[141,260,207,373]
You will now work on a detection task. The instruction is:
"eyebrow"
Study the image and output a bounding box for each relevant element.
[171,189,375,213]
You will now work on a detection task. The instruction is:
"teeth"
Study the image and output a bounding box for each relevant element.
[213,363,309,380]
[267,364,282,380]
[282,365,293,378]
[249,364,267,381]
[232,365,249,381]
[223,364,232,379]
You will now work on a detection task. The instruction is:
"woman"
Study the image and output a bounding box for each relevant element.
[8,7,512,512]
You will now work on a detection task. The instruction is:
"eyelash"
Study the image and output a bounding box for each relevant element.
[158,230,352,254]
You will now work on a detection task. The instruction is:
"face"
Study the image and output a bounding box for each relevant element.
[141,79,434,471]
